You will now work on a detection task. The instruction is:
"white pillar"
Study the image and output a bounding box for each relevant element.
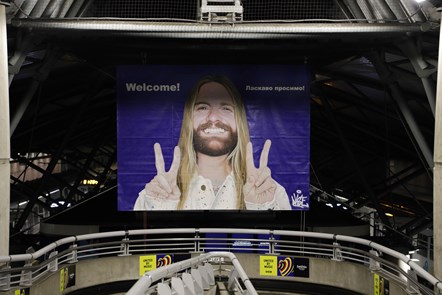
[433,9,442,281]
[0,3,11,257]
[369,211,375,237]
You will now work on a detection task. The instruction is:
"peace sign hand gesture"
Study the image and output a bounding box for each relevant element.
[244,139,277,205]
[144,143,181,201]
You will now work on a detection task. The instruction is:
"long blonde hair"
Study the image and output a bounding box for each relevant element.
[177,76,250,209]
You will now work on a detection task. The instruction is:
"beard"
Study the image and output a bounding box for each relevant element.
[193,122,238,157]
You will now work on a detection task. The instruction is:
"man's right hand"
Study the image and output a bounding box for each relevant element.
[144,143,181,200]
[244,140,276,205]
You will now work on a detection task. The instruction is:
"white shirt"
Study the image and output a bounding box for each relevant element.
[133,174,292,210]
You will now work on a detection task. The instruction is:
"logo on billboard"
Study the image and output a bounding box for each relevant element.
[157,254,173,267]
[278,257,294,276]
[291,189,309,209]
[296,264,308,271]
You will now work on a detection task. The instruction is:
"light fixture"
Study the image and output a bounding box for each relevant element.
[385,212,394,217]
[335,195,348,202]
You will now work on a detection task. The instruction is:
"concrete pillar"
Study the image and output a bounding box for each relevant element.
[369,211,375,237]
[433,9,442,281]
[0,2,11,257]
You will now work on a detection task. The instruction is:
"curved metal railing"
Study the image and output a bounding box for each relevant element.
[127,251,257,295]
[0,228,440,294]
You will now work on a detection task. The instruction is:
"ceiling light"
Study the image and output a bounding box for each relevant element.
[335,195,348,202]
[385,213,393,217]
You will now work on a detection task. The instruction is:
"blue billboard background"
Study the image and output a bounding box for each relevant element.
[117,65,310,211]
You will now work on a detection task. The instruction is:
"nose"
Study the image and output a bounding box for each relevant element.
[206,107,221,122]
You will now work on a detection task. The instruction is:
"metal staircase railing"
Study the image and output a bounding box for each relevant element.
[127,252,257,295]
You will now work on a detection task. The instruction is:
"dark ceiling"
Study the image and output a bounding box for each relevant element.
[4,0,441,253]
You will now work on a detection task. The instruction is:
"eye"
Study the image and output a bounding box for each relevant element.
[195,105,208,111]
[222,106,234,112]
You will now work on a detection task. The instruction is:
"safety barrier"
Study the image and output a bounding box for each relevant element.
[0,228,440,294]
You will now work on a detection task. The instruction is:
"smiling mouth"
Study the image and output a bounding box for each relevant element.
[203,128,226,134]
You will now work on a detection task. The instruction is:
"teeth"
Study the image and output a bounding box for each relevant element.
[204,128,225,134]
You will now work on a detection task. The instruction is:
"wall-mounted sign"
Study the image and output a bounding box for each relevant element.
[14,289,29,295]
[60,264,76,292]
[374,273,390,295]
[260,255,309,278]
[81,179,98,185]
[139,254,174,276]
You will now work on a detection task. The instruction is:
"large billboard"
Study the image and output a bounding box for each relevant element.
[117,65,310,211]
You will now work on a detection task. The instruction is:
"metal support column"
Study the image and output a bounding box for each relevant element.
[400,39,437,116]
[370,51,434,172]
[8,35,35,86]
[433,8,442,281]
[10,47,58,135]
[0,1,11,257]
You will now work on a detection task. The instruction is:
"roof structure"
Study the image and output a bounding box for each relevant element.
[4,0,441,254]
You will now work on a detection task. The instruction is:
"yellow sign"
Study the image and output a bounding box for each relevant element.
[259,255,278,276]
[82,179,98,185]
[374,273,389,295]
[374,273,380,295]
[60,267,66,292]
[59,265,75,292]
[139,255,157,276]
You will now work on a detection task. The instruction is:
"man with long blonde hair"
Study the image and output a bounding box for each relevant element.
[134,76,291,210]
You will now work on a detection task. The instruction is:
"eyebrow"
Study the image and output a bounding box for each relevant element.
[194,101,234,107]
